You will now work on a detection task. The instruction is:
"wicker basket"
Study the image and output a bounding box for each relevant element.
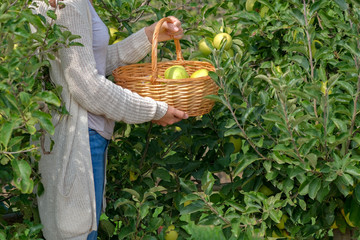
[112,17,218,117]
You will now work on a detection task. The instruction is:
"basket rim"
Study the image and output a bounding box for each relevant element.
[113,59,216,83]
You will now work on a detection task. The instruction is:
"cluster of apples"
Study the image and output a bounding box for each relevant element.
[198,31,233,58]
[163,65,209,79]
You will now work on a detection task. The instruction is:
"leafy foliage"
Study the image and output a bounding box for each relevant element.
[1,0,360,239]
[0,1,81,238]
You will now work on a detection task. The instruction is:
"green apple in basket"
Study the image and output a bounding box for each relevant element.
[164,65,189,79]
[190,69,209,78]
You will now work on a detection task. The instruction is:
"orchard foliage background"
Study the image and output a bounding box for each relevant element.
[1,0,360,239]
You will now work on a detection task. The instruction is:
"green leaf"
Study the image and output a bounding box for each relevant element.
[334,0,348,11]
[298,178,310,195]
[46,10,57,20]
[289,90,311,100]
[32,111,54,135]
[299,199,307,210]
[316,183,330,202]
[0,14,12,22]
[308,178,321,200]
[290,9,305,26]
[262,113,284,124]
[11,159,34,194]
[0,121,14,149]
[140,202,150,220]
[269,209,282,223]
[180,178,197,192]
[153,168,171,182]
[306,153,318,169]
[336,81,354,96]
[331,118,348,133]
[122,188,140,201]
[345,165,360,178]
[180,200,205,215]
[201,171,215,195]
[35,91,61,107]
[291,55,309,71]
[300,138,318,155]
[233,154,261,177]
[204,94,222,103]
[114,198,134,209]
[147,186,166,193]
[335,177,351,197]
[309,0,326,17]
[283,178,294,194]
[354,184,360,204]
[147,217,163,233]
[99,219,115,237]
[224,128,242,137]
[152,206,163,218]
[117,225,135,239]
[224,200,246,212]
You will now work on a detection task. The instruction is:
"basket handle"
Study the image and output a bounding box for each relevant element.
[151,17,184,83]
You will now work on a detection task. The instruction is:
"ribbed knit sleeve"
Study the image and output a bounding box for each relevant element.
[48,1,168,123]
[105,28,151,75]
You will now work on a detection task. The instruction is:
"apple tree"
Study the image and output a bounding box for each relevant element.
[2,0,360,240]
[100,0,360,239]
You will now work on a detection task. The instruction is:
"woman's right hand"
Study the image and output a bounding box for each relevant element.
[152,106,188,126]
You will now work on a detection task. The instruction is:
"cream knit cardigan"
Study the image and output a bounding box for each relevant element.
[32,1,168,239]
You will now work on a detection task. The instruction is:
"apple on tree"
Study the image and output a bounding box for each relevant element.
[276,214,289,230]
[198,38,212,56]
[112,36,124,45]
[108,27,118,44]
[228,135,242,153]
[164,225,178,240]
[222,48,234,60]
[213,33,233,50]
[129,170,139,181]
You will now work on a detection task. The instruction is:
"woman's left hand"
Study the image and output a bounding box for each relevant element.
[145,16,184,43]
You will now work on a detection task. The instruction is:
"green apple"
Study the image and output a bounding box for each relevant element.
[213,33,232,50]
[129,170,138,181]
[164,225,178,240]
[164,65,189,79]
[259,185,274,196]
[198,38,212,56]
[108,27,118,44]
[229,135,242,153]
[276,214,288,230]
[112,37,124,45]
[222,48,234,60]
[190,69,209,78]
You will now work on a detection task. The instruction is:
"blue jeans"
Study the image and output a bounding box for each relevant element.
[87,128,109,240]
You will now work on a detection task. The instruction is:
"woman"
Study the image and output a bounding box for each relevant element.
[32,0,188,239]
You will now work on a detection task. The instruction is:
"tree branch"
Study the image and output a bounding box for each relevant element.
[303,0,314,80]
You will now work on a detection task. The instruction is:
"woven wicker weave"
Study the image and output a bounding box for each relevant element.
[112,17,218,117]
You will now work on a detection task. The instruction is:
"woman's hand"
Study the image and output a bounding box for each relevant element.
[145,16,184,43]
[152,106,188,127]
